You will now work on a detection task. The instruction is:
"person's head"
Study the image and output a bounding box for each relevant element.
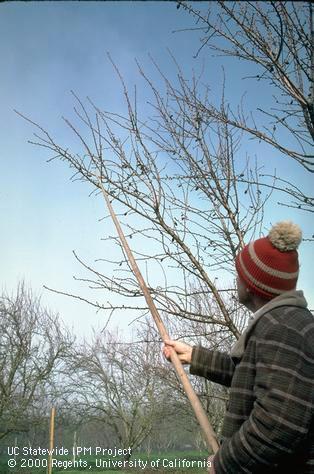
[235,221,302,310]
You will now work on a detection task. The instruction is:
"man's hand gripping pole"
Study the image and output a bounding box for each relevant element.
[98,179,219,454]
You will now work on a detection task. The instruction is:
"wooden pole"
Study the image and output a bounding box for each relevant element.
[98,179,219,454]
[72,430,77,464]
[48,407,55,474]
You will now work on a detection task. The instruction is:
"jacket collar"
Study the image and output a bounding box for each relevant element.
[230,290,308,360]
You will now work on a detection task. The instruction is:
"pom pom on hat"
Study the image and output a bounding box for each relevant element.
[268,221,302,251]
[235,221,302,299]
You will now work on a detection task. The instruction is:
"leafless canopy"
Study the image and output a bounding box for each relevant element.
[67,330,177,455]
[177,1,314,173]
[18,51,269,340]
[0,283,73,440]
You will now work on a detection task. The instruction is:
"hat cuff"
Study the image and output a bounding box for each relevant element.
[235,255,275,300]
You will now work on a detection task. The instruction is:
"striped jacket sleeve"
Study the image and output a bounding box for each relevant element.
[214,323,314,473]
[190,346,236,387]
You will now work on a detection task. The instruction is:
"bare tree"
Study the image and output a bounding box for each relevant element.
[0,283,73,440]
[18,53,273,343]
[177,1,314,211]
[68,330,174,457]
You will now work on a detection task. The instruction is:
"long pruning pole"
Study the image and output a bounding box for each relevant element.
[98,179,219,454]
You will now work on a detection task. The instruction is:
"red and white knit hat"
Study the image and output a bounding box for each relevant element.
[235,221,302,299]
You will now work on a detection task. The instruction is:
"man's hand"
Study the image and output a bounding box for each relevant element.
[163,339,193,365]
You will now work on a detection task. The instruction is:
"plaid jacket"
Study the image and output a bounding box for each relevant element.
[190,291,314,473]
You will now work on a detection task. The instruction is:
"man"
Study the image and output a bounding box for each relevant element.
[164,221,314,473]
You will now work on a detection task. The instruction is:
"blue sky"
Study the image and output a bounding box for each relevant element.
[1,2,313,338]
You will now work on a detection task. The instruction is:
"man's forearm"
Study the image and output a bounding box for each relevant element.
[190,346,235,387]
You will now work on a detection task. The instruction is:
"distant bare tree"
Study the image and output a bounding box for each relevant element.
[0,283,73,440]
[68,330,173,458]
